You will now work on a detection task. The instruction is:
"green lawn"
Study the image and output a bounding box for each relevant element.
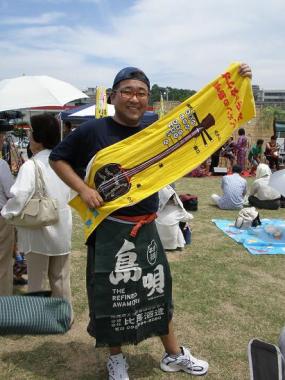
[1,175,285,379]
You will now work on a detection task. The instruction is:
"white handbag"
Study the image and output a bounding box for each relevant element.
[8,158,59,228]
[234,207,261,230]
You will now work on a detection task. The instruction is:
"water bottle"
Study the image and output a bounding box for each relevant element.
[184,225,192,245]
[179,222,191,245]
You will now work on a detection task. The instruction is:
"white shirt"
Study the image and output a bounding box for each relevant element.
[1,150,72,255]
[250,176,281,200]
[0,159,14,209]
[156,185,193,250]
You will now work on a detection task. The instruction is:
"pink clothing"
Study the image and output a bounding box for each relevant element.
[235,135,248,171]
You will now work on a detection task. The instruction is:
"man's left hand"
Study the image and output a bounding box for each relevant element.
[238,63,252,79]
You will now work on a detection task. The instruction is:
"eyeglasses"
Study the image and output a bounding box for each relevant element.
[114,88,150,100]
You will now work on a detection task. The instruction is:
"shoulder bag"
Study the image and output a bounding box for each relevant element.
[234,207,261,230]
[7,158,59,228]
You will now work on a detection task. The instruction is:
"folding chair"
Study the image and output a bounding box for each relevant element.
[248,338,284,380]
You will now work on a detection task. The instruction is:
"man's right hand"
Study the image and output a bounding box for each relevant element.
[49,159,104,208]
[78,185,104,209]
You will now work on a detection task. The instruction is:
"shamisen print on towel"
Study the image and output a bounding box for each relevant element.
[70,62,256,239]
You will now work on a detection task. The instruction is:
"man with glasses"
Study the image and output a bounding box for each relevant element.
[50,65,251,379]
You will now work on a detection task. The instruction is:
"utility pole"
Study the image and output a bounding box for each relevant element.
[164,87,169,102]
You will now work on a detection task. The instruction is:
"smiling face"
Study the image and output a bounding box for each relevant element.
[111,79,149,127]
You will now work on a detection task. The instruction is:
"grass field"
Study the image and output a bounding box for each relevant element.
[1,175,285,379]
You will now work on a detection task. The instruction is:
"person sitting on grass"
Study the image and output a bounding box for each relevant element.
[265,135,280,171]
[248,139,264,175]
[211,164,247,209]
[248,163,281,210]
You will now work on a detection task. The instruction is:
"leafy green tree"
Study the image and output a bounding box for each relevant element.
[150,84,161,104]
[150,84,196,104]
[259,106,285,134]
[262,106,285,120]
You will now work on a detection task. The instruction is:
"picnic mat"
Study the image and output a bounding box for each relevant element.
[212,218,285,255]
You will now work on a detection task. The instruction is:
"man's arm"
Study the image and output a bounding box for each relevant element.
[50,159,103,209]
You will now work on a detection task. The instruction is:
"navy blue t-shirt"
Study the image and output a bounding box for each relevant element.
[50,116,159,217]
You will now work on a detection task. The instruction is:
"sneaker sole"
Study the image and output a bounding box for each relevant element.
[160,361,208,376]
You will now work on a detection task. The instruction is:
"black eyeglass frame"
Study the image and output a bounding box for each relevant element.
[112,88,150,100]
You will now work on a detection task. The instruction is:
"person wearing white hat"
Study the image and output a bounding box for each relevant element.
[248,163,281,210]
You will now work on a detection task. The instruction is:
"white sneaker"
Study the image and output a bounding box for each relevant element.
[107,353,129,380]
[160,346,208,376]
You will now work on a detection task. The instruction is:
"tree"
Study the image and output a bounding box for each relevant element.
[258,106,285,136]
[150,84,161,104]
[262,106,285,119]
[150,84,196,104]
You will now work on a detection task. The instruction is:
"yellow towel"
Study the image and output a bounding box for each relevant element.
[70,62,256,240]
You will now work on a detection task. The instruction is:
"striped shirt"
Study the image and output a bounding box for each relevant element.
[218,173,247,209]
[0,159,14,209]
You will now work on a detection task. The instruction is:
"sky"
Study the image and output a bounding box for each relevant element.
[0,0,284,93]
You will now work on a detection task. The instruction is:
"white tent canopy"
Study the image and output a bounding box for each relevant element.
[69,104,115,117]
[0,75,89,112]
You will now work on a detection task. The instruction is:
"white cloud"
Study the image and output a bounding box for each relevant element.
[1,12,64,25]
[0,0,284,91]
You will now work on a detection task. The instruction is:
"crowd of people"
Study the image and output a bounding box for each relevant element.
[192,129,283,178]
[1,115,73,309]
[210,129,284,211]
[211,161,283,211]
[0,63,283,379]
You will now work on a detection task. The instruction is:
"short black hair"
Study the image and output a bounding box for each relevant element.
[271,135,277,140]
[31,113,60,149]
[238,128,245,136]
[257,139,264,145]
[232,164,242,174]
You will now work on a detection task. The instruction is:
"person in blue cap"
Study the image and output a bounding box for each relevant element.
[50,64,252,379]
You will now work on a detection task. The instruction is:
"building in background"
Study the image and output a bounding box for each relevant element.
[253,86,285,107]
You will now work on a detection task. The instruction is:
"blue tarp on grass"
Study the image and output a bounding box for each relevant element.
[212,218,285,255]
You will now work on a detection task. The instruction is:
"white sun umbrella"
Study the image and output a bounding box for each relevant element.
[69,103,115,117]
[269,169,285,196]
[0,75,89,112]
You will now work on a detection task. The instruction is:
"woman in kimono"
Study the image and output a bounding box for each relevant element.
[235,128,248,172]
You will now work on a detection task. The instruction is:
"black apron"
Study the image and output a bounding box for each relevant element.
[86,218,172,347]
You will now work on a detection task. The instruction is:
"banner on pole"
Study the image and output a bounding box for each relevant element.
[95,86,108,118]
[159,93,165,119]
